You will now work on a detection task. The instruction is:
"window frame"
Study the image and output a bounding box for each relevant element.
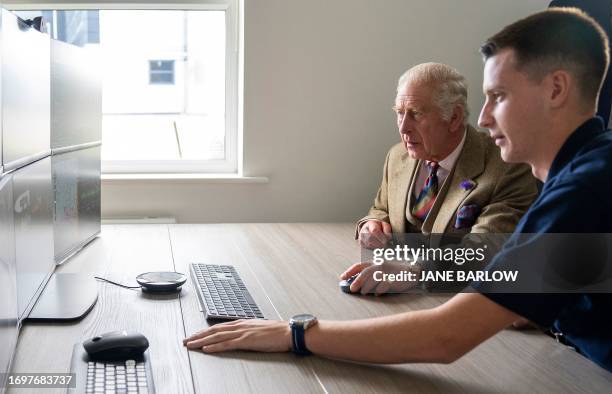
[7,1,240,175]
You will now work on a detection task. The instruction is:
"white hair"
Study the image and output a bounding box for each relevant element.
[397,62,469,125]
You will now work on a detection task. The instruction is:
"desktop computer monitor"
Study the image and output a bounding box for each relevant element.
[0,118,2,174]
[53,146,101,264]
[1,9,50,171]
[0,9,101,386]
[51,39,102,149]
[0,173,18,390]
[11,154,98,324]
[12,157,55,321]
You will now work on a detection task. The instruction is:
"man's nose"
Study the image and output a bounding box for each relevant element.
[398,115,411,134]
[478,105,493,129]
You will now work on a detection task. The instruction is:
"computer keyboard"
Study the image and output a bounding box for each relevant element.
[69,344,155,394]
[190,263,264,320]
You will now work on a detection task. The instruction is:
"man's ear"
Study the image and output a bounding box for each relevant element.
[449,104,465,133]
[548,70,572,109]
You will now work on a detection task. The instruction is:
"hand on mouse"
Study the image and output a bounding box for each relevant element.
[358,220,392,249]
[340,261,421,295]
[511,317,537,330]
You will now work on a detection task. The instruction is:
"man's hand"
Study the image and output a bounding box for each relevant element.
[339,261,420,295]
[183,319,292,353]
[511,317,537,330]
[358,220,392,249]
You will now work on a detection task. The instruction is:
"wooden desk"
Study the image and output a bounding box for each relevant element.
[10,224,612,393]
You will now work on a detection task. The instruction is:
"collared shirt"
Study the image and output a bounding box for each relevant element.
[413,129,467,197]
[473,117,612,372]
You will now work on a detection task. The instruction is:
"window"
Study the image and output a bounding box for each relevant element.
[12,1,239,174]
[149,60,175,85]
[86,11,100,44]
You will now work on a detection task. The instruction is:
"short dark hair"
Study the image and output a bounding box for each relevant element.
[480,8,610,104]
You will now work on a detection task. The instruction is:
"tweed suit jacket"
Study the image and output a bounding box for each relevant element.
[356,126,538,239]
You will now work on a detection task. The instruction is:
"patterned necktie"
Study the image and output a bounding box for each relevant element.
[412,161,440,221]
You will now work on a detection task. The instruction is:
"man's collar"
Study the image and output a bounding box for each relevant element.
[437,127,467,171]
[547,117,606,180]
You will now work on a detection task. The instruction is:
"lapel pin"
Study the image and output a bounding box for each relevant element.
[460,179,475,191]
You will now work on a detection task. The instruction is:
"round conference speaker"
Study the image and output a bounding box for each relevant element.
[136,272,187,293]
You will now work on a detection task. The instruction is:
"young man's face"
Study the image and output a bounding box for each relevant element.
[478,48,547,165]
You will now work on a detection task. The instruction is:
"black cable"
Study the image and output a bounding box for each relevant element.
[94,276,141,290]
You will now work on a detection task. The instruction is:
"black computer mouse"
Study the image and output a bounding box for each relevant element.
[339,274,359,294]
[83,331,149,361]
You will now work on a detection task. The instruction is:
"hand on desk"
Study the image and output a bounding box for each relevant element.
[183,319,291,353]
[359,220,392,249]
[340,261,421,295]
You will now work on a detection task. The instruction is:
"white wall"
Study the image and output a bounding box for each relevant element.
[102,0,550,223]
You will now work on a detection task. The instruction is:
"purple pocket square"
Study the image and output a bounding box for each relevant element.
[454,204,481,229]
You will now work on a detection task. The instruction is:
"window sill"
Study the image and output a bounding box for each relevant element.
[101,173,269,183]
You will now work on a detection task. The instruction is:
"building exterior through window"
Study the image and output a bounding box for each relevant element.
[14,6,235,173]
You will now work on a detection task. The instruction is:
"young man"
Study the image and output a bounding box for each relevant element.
[183,8,612,372]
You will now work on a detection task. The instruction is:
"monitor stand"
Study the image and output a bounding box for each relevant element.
[26,273,98,322]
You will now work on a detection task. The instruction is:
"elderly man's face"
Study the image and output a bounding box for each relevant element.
[479,48,547,164]
[394,82,457,161]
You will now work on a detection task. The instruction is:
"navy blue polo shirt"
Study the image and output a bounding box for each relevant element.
[473,117,612,372]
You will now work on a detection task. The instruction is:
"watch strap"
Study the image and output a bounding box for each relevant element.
[291,324,311,355]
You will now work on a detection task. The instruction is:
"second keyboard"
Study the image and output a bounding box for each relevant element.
[190,263,265,320]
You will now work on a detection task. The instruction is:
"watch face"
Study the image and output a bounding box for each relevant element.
[290,314,318,330]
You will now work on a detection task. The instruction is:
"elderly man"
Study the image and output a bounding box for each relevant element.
[183,9,612,372]
[348,63,538,295]
[356,63,537,250]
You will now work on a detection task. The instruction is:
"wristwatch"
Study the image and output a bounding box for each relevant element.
[289,314,318,355]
